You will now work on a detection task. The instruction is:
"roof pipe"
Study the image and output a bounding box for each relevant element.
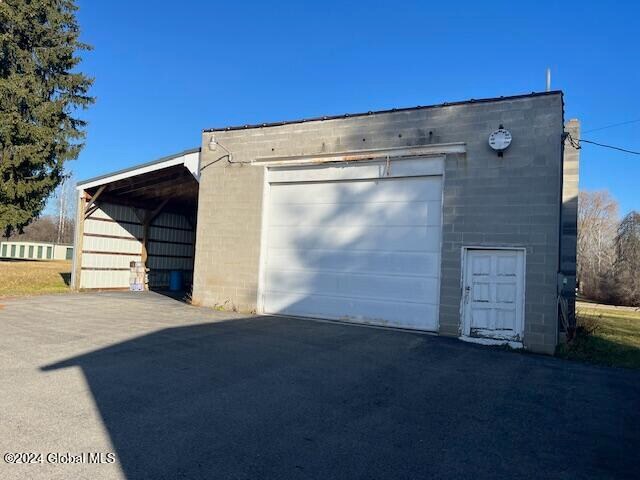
[546,68,551,92]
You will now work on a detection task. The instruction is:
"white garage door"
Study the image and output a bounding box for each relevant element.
[260,158,443,331]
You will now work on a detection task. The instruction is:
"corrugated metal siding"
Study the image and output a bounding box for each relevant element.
[147,211,195,288]
[80,202,195,290]
[80,203,142,289]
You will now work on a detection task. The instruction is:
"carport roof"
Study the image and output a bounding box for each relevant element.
[76,147,200,190]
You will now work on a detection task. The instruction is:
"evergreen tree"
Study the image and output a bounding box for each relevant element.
[0,0,93,236]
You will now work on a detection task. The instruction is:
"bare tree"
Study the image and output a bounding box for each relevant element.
[52,174,77,244]
[56,179,66,243]
[5,176,77,244]
[7,216,59,242]
[611,211,640,306]
[577,191,619,301]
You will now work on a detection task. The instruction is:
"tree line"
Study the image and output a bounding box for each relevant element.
[3,177,76,244]
[0,0,92,237]
[578,190,640,307]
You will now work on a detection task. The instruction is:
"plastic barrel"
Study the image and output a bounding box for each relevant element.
[169,270,183,291]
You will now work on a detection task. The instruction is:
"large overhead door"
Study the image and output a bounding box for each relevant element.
[260,157,443,331]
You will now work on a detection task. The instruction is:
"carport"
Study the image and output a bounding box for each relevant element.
[72,149,200,292]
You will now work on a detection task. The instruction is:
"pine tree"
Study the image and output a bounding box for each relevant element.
[0,0,93,236]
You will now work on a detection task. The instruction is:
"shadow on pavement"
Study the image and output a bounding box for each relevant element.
[41,315,640,480]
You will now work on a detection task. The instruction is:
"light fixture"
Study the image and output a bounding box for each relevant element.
[208,135,218,151]
[207,134,234,163]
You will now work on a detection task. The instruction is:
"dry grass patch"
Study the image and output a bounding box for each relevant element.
[557,301,640,369]
[0,260,72,297]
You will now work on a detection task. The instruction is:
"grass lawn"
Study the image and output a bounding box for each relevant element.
[557,301,640,369]
[0,259,72,297]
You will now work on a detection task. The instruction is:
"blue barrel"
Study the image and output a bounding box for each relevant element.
[169,270,183,291]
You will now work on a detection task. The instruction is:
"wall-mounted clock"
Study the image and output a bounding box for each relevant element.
[488,126,512,156]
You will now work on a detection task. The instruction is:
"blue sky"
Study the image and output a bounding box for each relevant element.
[66,0,638,215]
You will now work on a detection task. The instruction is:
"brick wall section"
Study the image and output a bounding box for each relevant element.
[192,92,566,354]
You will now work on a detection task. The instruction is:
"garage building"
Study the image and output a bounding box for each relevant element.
[73,91,579,354]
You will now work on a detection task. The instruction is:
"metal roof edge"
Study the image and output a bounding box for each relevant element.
[76,147,200,188]
[203,91,564,133]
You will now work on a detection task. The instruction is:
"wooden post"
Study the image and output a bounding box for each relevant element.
[73,190,87,290]
[84,184,106,218]
[141,218,150,266]
[138,198,169,290]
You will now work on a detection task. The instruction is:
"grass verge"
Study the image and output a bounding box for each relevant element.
[556,301,640,369]
[0,259,72,297]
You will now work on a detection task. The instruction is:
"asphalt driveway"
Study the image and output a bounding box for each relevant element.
[1,292,638,480]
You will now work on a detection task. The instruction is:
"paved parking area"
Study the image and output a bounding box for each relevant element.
[1,292,639,480]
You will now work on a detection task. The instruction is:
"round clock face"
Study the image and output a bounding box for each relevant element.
[488,128,512,151]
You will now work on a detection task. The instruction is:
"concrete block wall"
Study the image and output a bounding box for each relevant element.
[561,119,580,277]
[437,104,564,354]
[559,119,580,333]
[191,158,264,312]
[192,92,567,354]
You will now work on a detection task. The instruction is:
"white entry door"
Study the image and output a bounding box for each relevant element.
[462,249,525,341]
[260,159,443,331]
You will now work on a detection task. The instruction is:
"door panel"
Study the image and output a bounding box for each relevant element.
[463,249,525,341]
[262,175,442,331]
